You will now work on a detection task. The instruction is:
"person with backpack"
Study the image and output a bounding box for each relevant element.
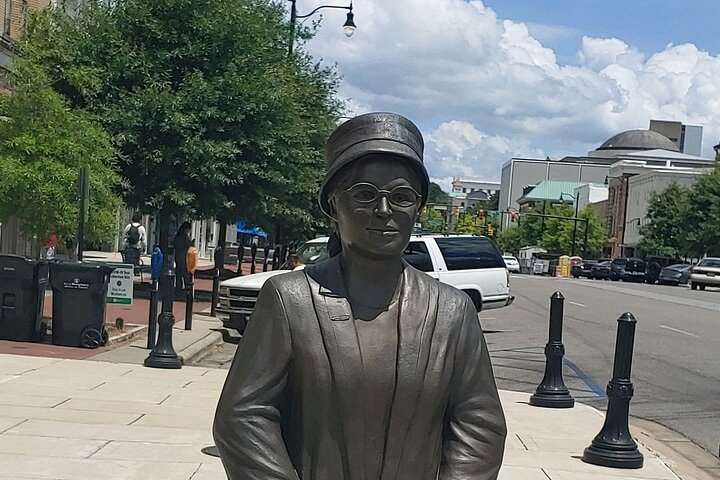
[123,212,147,254]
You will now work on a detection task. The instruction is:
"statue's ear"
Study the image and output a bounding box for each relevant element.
[328,197,338,219]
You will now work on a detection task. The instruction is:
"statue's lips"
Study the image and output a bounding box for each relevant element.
[367,228,399,235]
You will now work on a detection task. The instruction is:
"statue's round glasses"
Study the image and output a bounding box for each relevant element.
[344,182,421,208]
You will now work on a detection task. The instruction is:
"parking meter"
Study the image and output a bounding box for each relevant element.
[151,246,164,281]
[214,245,224,270]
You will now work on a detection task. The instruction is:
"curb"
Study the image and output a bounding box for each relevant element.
[178,329,225,365]
[106,324,147,346]
[630,416,720,480]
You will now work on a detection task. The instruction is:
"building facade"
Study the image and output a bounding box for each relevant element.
[499,121,715,257]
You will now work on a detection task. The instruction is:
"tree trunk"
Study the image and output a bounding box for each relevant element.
[218,222,228,249]
[158,209,170,253]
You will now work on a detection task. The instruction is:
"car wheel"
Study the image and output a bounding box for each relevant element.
[699,284,706,291]
[691,282,698,290]
[464,290,483,312]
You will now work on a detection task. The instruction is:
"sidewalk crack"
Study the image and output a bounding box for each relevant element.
[515,433,529,451]
[0,418,27,435]
[86,440,111,459]
[128,414,145,426]
[50,398,72,408]
[188,463,203,479]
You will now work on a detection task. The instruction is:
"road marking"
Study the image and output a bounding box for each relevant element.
[563,358,606,398]
[568,301,586,307]
[659,325,699,338]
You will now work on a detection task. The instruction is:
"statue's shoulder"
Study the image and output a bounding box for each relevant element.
[265,270,310,294]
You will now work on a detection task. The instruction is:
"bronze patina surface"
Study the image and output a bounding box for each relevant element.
[213,112,507,480]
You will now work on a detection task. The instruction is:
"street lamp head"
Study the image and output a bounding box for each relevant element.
[343,10,356,37]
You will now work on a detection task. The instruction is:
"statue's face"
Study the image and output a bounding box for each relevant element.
[329,155,423,260]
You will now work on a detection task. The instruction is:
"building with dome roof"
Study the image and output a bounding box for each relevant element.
[498,120,715,257]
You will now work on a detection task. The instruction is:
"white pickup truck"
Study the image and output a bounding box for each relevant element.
[216,234,513,332]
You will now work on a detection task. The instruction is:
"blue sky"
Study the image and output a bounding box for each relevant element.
[305,0,720,186]
[485,0,719,60]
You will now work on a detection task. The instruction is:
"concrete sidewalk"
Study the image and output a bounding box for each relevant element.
[0,353,684,480]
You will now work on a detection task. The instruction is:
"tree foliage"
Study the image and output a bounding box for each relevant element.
[419,207,444,233]
[428,182,449,205]
[685,166,720,257]
[0,60,119,243]
[496,203,605,258]
[22,0,341,242]
[638,170,720,259]
[637,183,691,258]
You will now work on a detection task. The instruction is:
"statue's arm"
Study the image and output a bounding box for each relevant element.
[213,280,298,480]
[439,297,507,480]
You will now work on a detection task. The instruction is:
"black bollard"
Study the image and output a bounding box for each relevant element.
[146,278,159,349]
[184,273,194,330]
[582,313,643,469]
[250,243,257,274]
[236,244,243,276]
[263,244,270,272]
[530,292,574,408]
[272,244,280,270]
[144,249,182,369]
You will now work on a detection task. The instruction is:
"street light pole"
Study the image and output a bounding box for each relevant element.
[571,195,580,257]
[560,192,581,257]
[287,0,356,55]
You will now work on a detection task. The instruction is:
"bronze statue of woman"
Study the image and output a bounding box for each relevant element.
[213,112,507,480]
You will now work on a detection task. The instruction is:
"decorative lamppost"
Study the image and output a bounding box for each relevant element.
[288,0,356,55]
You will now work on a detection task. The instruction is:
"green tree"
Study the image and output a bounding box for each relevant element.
[541,206,605,257]
[22,0,341,245]
[419,207,444,233]
[496,204,604,257]
[428,182,449,205]
[0,60,119,245]
[685,166,720,257]
[637,182,692,259]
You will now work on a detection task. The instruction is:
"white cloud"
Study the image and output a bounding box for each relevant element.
[425,121,545,180]
[301,0,720,182]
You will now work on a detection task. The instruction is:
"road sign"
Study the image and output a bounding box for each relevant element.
[107,263,134,305]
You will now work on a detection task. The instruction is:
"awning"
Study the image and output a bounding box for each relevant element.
[236,221,267,238]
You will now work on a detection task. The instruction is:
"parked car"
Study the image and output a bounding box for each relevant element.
[690,257,720,291]
[216,237,329,332]
[621,258,646,282]
[571,260,596,279]
[644,255,679,284]
[609,257,627,281]
[590,261,612,280]
[503,255,520,273]
[658,264,692,286]
[217,234,514,333]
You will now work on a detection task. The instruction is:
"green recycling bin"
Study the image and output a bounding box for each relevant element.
[0,255,48,342]
[49,262,115,348]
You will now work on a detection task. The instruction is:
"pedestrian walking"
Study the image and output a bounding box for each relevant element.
[123,212,147,254]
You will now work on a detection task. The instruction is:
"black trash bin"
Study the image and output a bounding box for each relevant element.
[49,262,115,348]
[0,255,48,342]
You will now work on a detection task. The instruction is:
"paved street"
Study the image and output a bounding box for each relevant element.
[484,275,720,461]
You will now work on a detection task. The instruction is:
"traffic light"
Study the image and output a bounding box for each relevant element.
[486,224,494,236]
